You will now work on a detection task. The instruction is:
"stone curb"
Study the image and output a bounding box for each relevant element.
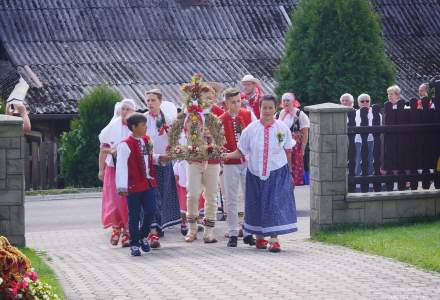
[25,192,102,202]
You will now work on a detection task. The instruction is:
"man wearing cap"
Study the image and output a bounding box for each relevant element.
[144,88,181,248]
[278,93,310,186]
[240,74,264,119]
[219,88,257,247]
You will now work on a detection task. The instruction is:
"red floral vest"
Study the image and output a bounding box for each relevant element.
[124,135,158,193]
[220,109,252,164]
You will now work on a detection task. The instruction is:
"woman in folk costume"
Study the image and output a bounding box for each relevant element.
[219,88,257,247]
[98,99,136,247]
[223,95,298,253]
[144,89,181,248]
[240,74,264,119]
[277,93,310,186]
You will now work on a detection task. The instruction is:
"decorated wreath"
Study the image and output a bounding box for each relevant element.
[167,74,224,161]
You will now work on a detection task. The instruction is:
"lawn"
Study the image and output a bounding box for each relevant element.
[312,220,440,273]
[19,248,65,299]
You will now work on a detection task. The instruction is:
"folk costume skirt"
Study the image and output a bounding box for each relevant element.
[152,163,182,230]
[101,165,128,230]
[244,164,297,236]
[292,139,305,186]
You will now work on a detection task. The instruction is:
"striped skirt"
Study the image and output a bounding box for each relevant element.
[244,164,297,236]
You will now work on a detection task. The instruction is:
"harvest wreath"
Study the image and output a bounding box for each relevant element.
[167,73,224,161]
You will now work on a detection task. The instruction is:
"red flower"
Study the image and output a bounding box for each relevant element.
[202,86,210,93]
[207,145,214,154]
[187,105,203,113]
[19,279,28,290]
[27,271,38,282]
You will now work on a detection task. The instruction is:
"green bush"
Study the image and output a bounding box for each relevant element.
[275,0,395,106]
[59,86,122,187]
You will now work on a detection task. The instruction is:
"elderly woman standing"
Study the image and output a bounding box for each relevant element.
[340,93,354,108]
[386,85,402,108]
[277,93,310,185]
[99,99,136,247]
[354,94,381,176]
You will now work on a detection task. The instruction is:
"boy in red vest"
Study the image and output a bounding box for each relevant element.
[220,88,257,247]
[116,113,158,256]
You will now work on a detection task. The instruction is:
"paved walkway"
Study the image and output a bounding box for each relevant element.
[26,187,440,300]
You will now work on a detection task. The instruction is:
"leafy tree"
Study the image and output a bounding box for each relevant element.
[275,0,395,105]
[59,86,121,187]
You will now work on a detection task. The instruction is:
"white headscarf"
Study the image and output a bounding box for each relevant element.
[99,99,136,166]
[112,102,122,120]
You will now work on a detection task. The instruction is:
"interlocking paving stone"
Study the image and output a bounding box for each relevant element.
[26,214,440,300]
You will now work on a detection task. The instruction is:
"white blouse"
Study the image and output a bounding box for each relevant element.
[116,137,152,193]
[145,112,173,165]
[279,108,310,131]
[238,120,295,180]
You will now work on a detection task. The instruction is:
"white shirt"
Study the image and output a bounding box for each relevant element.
[116,137,152,192]
[279,108,310,131]
[173,160,188,187]
[354,108,382,143]
[145,112,173,165]
[238,120,295,180]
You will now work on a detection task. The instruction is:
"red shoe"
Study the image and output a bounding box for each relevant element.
[148,233,161,249]
[110,228,121,246]
[269,241,281,253]
[121,233,130,248]
[256,239,268,250]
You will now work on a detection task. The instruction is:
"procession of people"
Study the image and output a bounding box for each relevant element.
[98,74,310,256]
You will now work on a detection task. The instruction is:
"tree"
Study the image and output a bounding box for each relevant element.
[59,85,122,187]
[275,0,395,106]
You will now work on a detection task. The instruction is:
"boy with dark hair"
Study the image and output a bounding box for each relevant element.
[116,113,159,256]
[219,87,256,247]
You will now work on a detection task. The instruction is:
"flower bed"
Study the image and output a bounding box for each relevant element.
[0,236,60,299]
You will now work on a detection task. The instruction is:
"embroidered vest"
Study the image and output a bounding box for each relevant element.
[220,108,252,164]
[124,135,158,193]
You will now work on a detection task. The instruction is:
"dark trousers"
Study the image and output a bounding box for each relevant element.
[127,188,157,247]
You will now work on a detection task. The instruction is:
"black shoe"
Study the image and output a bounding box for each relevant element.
[227,236,238,247]
[243,235,256,246]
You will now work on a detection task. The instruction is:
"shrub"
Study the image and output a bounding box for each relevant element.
[59,86,121,187]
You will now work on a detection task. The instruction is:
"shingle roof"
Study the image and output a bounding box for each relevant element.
[0,0,295,114]
[373,0,440,99]
[0,0,439,114]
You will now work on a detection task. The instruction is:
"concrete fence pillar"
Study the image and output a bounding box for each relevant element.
[304,103,352,234]
[0,114,25,246]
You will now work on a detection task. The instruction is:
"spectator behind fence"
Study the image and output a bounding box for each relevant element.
[340,93,354,107]
[386,85,403,109]
[354,94,381,176]
[417,83,435,109]
[5,100,31,133]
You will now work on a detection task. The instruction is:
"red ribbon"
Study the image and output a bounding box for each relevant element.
[159,124,169,136]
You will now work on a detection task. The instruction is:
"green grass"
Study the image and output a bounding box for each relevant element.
[19,248,64,299]
[26,187,101,196]
[312,220,440,273]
